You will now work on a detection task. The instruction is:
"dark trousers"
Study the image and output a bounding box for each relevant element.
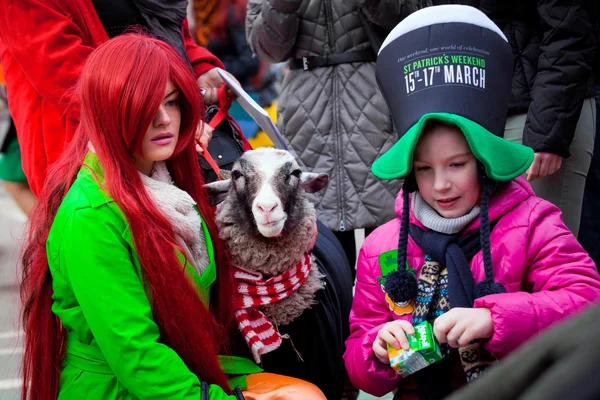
[333,228,375,281]
[579,85,600,271]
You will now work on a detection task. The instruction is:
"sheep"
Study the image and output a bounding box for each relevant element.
[204,147,353,400]
[205,148,329,325]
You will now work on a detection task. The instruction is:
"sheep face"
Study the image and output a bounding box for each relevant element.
[205,148,328,238]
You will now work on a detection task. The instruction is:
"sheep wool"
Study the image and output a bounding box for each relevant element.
[215,183,324,326]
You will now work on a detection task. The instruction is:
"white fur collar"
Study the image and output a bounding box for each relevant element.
[140,162,209,274]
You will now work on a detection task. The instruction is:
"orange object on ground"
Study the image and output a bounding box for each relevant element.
[243,372,326,400]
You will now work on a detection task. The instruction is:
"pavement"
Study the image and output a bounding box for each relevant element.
[0,183,25,400]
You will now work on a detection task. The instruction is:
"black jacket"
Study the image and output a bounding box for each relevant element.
[361,0,598,157]
[480,0,598,157]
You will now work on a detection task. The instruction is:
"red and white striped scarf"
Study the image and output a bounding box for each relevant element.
[233,253,312,363]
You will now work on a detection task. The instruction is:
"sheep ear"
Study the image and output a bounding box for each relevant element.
[203,179,232,206]
[300,173,329,193]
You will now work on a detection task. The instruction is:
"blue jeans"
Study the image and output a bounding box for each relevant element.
[579,85,600,270]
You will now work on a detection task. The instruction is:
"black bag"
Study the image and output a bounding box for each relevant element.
[198,104,247,183]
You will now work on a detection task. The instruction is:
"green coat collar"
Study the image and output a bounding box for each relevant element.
[79,152,217,303]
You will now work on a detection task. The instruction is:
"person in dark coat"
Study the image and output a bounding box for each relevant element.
[578,28,600,270]
[360,0,598,236]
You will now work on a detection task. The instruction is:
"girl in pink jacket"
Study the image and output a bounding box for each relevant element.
[344,5,600,400]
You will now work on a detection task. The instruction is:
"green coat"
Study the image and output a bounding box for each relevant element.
[47,153,259,399]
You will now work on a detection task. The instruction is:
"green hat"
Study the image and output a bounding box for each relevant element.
[372,5,533,182]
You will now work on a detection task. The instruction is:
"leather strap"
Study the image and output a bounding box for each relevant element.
[288,51,376,71]
[207,86,232,130]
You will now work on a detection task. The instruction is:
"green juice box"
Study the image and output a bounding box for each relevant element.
[387,321,442,377]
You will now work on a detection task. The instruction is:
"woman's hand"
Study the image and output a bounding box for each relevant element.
[372,320,415,364]
[433,308,494,348]
[195,123,213,154]
[196,68,240,104]
[526,152,563,182]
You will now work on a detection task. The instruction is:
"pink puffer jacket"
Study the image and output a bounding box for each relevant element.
[343,177,600,398]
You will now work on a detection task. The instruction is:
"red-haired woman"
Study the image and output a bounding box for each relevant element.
[21,34,325,400]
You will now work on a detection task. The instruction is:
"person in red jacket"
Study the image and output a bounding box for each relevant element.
[0,0,236,195]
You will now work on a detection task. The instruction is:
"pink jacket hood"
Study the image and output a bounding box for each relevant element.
[344,177,600,398]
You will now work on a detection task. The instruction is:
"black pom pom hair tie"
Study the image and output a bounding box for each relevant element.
[474,162,506,298]
[386,174,419,303]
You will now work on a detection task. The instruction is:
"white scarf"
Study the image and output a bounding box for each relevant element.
[139,162,209,274]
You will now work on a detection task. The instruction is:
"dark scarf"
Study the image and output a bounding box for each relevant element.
[410,225,484,310]
[130,0,191,66]
[409,225,499,400]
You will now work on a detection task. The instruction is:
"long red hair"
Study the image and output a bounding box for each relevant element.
[20,34,234,399]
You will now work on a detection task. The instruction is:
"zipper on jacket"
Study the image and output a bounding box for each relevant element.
[324,0,346,232]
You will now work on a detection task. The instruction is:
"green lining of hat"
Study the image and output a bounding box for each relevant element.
[372,113,534,182]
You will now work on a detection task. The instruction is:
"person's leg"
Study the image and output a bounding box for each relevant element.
[0,134,36,217]
[579,88,600,268]
[504,99,596,236]
[530,98,595,236]
[1,180,36,216]
[243,372,327,400]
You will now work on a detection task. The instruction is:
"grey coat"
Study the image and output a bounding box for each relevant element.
[246,0,402,231]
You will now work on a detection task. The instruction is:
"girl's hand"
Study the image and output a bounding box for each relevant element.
[433,308,494,348]
[373,320,415,364]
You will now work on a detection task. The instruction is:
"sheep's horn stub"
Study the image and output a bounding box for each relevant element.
[300,173,329,193]
[203,179,232,206]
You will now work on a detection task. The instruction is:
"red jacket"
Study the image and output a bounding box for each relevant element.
[0,0,223,195]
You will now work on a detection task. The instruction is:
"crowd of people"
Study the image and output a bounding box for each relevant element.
[0,0,598,399]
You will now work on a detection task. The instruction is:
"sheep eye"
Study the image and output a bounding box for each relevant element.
[290,169,302,179]
[231,170,244,180]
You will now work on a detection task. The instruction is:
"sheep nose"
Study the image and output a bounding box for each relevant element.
[257,202,278,215]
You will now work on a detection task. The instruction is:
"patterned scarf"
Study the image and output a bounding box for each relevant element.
[409,226,498,399]
[233,253,312,363]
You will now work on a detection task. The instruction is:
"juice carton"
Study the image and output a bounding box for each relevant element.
[387,321,442,377]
